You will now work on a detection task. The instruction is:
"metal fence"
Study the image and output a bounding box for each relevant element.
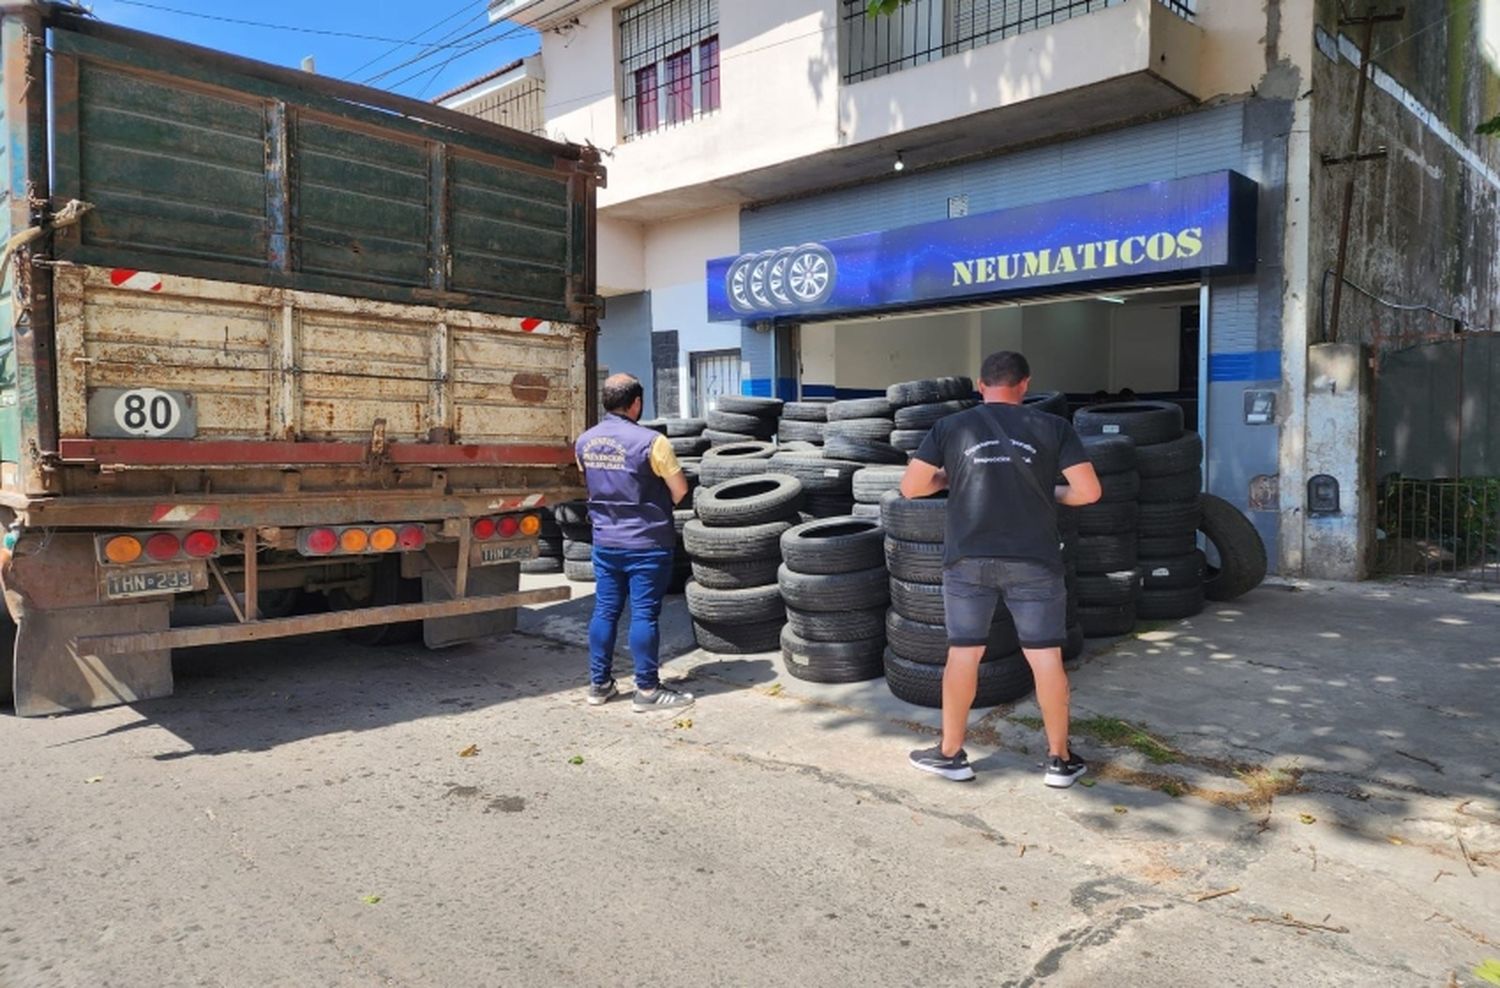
[841,0,1196,84]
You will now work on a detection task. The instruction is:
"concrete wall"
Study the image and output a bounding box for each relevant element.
[595,291,654,414]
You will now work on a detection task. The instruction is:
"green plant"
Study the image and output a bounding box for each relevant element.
[1376,476,1500,570]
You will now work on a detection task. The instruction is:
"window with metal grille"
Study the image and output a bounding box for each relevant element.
[620,0,720,139]
[841,0,1196,85]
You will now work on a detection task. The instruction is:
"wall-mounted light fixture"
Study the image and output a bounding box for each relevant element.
[893,151,905,173]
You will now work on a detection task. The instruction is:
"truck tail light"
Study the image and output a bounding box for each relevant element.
[145,533,181,562]
[498,516,520,538]
[398,525,426,550]
[370,527,398,552]
[105,535,142,564]
[519,514,541,536]
[183,531,219,558]
[340,528,370,553]
[304,528,338,555]
[473,517,497,541]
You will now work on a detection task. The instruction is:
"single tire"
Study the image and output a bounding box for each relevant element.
[717,395,784,416]
[824,417,895,442]
[1200,494,1268,602]
[663,417,707,437]
[776,419,826,442]
[884,537,945,585]
[1138,499,1203,537]
[893,399,976,430]
[1139,468,1202,504]
[700,454,779,487]
[780,627,885,684]
[693,618,782,654]
[786,605,886,643]
[1063,623,1085,661]
[778,564,890,612]
[885,609,1020,665]
[1137,532,1199,559]
[563,539,593,562]
[704,429,759,446]
[690,556,781,590]
[851,503,882,520]
[1136,432,1203,477]
[1079,601,1136,638]
[707,409,777,437]
[1076,500,1139,535]
[1074,401,1184,446]
[696,473,804,527]
[1137,584,1207,620]
[880,492,946,542]
[886,377,973,407]
[1098,470,1142,503]
[1075,569,1141,607]
[1023,391,1069,419]
[891,429,928,452]
[1076,533,1138,573]
[520,556,564,575]
[669,435,711,456]
[552,500,590,527]
[824,436,906,465]
[1140,550,1206,591]
[767,453,862,493]
[884,650,1034,709]
[563,559,595,582]
[852,465,907,503]
[781,401,830,422]
[780,517,885,574]
[889,576,946,624]
[703,440,776,461]
[827,397,894,421]
[682,518,793,561]
[685,581,785,623]
[1082,435,1139,475]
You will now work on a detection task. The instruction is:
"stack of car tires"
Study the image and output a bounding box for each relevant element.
[823,397,906,466]
[879,493,1036,708]
[683,473,802,654]
[777,401,830,447]
[704,396,783,447]
[1070,435,1141,637]
[1075,401,1204,622]
[777,517,889,683]
[850,465,906,520]
[886,377,976,454]
[553,500,596,583]
[521,509,566,574]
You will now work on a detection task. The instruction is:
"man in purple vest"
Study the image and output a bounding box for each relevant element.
[575,373,693,711]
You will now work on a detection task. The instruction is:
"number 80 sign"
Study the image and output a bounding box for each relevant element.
[86,387,198,440]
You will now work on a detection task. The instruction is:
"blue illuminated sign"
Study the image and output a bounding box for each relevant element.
[707,171,1257,321]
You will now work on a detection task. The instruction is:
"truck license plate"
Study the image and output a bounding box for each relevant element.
[102,566,203,600]
[470,542,539,567]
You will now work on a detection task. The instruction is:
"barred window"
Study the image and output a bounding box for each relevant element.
[620,0,720,139]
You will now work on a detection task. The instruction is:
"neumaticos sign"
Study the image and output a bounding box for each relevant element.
[707,171,1257,321]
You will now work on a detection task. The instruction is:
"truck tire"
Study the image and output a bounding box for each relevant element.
[893,399,976,430]
[827,397,894,421]
[886,377,972,407]
[1023,391,1069,418]
[852,465,907,503]
[1138,499,1202,537]
[685,581,785,623]
[1200,494,1268,601]
[780,517,885,574]
[1140,551,1206,591]
[824,417,895,442]
[1136,584,1206,620]
[690,557,781,590]
[1078,601,1136,638]
[663,417,707,437]
[889,577,946,624]
[1082,435,1138,475]
[707,409,776,437]
[824,436,906,465]
[1074,401,1184,446]
[786,605,885,643]
[884,650,1034,709]
[563,559,595,582]
[683,518,793,561]
[1136,432,1202,477]
[1076,500,1138,535]
[695,474,804,527]
[879,493,946,543]
[1098,470,1142,503]
[1075,533,1138,573]
[693,618,783,654]
[776,419,825,442]
[777,564,890,612]
[1139,468,1202,504]
[718,395,784,416]
[884,537,944,584]
[780,626,885,684]
[1075,569,1141,607]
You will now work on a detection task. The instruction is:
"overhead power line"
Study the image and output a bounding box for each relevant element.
[344,0,485,81]
[110,0,492,48]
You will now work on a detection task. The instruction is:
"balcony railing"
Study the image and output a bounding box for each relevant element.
[840,0,1196,85]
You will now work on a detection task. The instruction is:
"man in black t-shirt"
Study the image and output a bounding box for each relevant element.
[900,351,1102,787]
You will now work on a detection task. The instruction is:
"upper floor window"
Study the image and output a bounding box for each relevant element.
[620,0,720,140]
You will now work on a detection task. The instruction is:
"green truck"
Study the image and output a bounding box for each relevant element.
[0,2,603,715]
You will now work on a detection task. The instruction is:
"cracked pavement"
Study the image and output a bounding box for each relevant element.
[0,578,1496,986]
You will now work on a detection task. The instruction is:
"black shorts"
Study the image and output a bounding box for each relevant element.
[942,557,1068,650]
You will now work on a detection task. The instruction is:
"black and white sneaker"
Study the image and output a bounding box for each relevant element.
[586,680,619,706]
[632,684,694,712]
[908,744,976,782]
[1044,751,1088,788]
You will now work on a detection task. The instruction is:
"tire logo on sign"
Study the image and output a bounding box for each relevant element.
[114,388,183,437]
[725,243,836,315]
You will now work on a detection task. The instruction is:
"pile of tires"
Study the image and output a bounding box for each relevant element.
[886,377,976,454]
[850,464,905,520]
[1075,401,1203,621]
[823,396,905,466]
[521,509,566,574]
[652,415,711,460]
[760,448,860,519]
[778,517,888,683]
[683,473,802,654]
[777,400,831,447]
[878,493,1036,709]
[1070,435,1141,637]
[553,500,596,583]
[704,396,783,447]
[1022,390,1070,419]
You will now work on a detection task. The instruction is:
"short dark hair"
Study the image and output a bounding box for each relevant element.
[601,373,643,413]
[980,351,1031,387]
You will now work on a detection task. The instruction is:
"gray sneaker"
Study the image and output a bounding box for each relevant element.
[586,679,619,706]
[632,684,695,712]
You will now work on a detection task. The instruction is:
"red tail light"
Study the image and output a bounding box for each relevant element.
[183,530,219,558]
[498,516,520,538]
[145,532,181,562]
[398,525,426,550]
[472,518,497,541]
[305,528,338,555]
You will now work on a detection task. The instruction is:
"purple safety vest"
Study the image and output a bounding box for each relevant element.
[575,414,676,551]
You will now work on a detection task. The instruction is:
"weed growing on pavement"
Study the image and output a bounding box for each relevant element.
[1072,716,1180,764]
[1008,715,1044,731]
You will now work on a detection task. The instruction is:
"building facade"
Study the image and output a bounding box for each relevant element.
[460,0,1500,581]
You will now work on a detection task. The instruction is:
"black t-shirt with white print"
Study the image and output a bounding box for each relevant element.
[912,402,1088,569]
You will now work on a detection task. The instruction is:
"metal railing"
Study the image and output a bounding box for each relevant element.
[841,0,1196,84]
[1376,477,1499,584]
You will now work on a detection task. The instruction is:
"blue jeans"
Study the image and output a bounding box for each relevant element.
[588,545,675,690]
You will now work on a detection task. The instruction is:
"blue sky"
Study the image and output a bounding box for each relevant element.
[83,0,540,100]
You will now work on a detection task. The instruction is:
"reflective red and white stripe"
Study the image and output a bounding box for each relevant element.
[109,268,164,292]
[486,493,546,512]
[150,504,221,525]
[519,318,552,334]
